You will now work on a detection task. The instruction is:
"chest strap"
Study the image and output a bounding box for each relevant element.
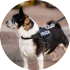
[21,32,40,40]
[21,36,32,39]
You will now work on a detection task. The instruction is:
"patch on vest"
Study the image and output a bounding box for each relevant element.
[39,27,51,37]
[39,27,51,42]
[40,30,50,37]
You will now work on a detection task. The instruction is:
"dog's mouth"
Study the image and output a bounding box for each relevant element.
[6,22,10,28]
[7,25,10,28]
[7,25,16,29]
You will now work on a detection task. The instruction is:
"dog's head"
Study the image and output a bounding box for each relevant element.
[6,6,39,37]
[6,7,33,31]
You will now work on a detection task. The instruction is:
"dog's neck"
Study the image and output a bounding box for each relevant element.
[12,28,19,37]
[14,18,39,38]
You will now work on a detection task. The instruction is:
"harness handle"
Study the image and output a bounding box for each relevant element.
[53,17,65,24]
[46,17,65,29]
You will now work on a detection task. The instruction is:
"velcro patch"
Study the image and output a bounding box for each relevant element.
[40,30,50,37]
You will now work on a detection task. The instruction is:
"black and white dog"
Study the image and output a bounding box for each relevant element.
[6,7,69,70]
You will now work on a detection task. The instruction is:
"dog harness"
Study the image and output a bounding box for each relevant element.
[21,27,52,50]
[21,27,51,40]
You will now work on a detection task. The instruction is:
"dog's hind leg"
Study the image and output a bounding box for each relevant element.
[21,52,28,69]
[37,53,43,70]
[60,30,69,50]
[49,47,61,61]
[59,43,67,51]
[50,51,57,61]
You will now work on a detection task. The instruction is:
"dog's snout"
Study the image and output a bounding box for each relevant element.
[6,21,8,24]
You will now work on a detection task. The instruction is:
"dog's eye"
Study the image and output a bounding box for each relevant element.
[12,19,15,23]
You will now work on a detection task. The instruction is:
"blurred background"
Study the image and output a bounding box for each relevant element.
[1,0,70,70]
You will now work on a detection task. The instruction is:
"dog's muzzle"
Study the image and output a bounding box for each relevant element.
[6,21,10,28]
[6,21,8,24]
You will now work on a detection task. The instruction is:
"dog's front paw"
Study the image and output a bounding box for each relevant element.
[23,67,28,70]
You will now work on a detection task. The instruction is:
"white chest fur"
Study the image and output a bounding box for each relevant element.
[19,38,36,58]
[17,17,39,58]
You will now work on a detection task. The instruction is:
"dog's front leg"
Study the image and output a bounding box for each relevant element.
[37,53,43,70]
[21,53,28,69]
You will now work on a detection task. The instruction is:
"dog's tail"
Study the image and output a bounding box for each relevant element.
[59,32,69,51]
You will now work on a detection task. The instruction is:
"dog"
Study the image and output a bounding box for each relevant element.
[6,7,69,70]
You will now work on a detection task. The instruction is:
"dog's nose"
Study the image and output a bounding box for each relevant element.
[6,21,8,24]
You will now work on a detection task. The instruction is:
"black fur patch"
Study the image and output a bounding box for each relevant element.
[33,38,46,56]
[45,21,69,54]
[50,27,69,54]
[12,14,25,28]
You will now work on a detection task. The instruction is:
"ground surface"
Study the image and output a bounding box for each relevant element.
[1,6,70,70]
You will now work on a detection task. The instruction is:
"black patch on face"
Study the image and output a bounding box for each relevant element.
[11,7,26,29]
[12,7,34,29]
[12,14,34,30]
[12,14,25,28]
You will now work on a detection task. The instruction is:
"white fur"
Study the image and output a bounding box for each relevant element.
[6,21,19,37]
[59,43,64,47]
[21,52,28,69]
[6,21,18,29]
[44,49,50,55]
[19,38,36,58]
[59,43,67,51]
[37,53,43,70]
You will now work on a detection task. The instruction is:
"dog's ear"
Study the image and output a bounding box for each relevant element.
[19,6,25,18]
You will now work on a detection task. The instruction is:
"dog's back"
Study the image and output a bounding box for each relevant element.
[45,21,69,54]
